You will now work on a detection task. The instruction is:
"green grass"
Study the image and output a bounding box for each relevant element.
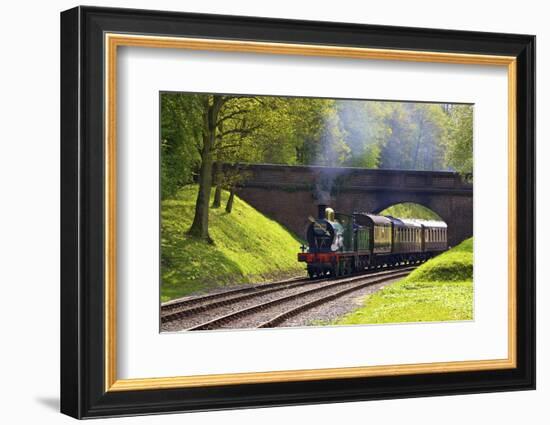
[333,238,474,325]
[161,185,305,302]
[380,202,441,220]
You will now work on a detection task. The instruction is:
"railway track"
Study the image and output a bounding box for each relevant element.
[161,276,316,324]
[161,266,415,332]
[161,275,311,320]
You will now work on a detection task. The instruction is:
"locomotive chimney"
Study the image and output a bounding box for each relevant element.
[318,204,327,219]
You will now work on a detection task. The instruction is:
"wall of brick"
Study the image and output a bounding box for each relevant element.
[232,164,473,246]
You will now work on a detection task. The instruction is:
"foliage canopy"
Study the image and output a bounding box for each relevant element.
[161,93,474,200]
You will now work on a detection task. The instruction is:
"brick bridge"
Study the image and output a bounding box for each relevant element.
[232,163,473,247]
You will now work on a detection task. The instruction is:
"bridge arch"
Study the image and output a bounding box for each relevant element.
[377,202,442,221]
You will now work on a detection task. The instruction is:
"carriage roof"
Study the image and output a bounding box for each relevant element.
[353,213,392,226]
[411,219,448,229]
[346,212,446,229]
[393,217,423,228]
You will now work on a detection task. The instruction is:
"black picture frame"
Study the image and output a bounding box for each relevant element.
[61,5,535,419]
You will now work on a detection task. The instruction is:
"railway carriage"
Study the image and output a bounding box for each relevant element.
[298,205,448,278]
[418,219,448,253]
[390,217,423,257]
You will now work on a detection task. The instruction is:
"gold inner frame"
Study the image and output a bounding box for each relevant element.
[104,33,517,392]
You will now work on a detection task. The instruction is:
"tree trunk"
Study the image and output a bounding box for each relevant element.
[188,132,214,241]
[211,161,223,208]
[225,187,235,213]
[188,96,224,242]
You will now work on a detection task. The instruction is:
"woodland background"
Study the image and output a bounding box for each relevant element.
[161,94,473,240]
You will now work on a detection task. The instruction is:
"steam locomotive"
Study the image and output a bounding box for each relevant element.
[298,205,448,278]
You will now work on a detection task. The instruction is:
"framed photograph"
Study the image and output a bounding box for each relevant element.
[60,6,535,419]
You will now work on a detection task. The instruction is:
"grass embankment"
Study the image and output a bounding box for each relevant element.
[335,238,474,325]
[161,185,304,302]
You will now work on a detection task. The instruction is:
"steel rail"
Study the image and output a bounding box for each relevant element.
[160,275,308,315]
[186,268,414,331]
[258,273,406,328]
[162,277,319,324]
[161,262,422,317]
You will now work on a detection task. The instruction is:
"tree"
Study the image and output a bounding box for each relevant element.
[444,105,473,174]
[316,104,350,166]
[409,104,449,171]
[337,100,389,168]
[188,95,261,240]
[160,93,203,199]
[244,97,327,166]
[211,97,261,208]
[378,103,414,169]
[378,103,450,171]
[223,165,252,213]
[187,95,223,241]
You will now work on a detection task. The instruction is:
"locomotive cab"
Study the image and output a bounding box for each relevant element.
[304,207,344,253]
